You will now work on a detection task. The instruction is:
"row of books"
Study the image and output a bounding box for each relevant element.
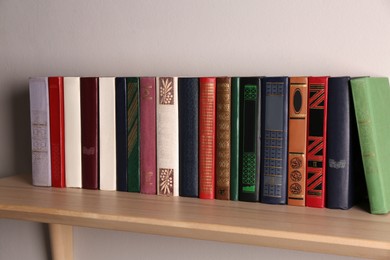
[28,76,390,214]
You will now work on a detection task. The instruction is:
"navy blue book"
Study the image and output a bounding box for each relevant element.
[239,77,261,202]
[115,77,128,191]
[326,77,364,209]
[178,78,199,197]
[260,77,289,204]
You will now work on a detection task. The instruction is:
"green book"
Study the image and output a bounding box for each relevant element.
[351,77,390,214]
[127,77,140,192]
[230,77,240,201]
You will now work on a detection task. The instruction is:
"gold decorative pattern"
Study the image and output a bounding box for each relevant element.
[159,77,174,105]
[159,168,173,195]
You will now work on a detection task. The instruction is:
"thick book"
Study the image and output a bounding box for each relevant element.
[127,77,140,192]
[239,77,261,202]
[63,77,82,188]
[156,77,179,196]
[199,77,216,199]
[48,77,66,188]
[216,77,231,200]
[139,77,156,194]
[230,77,240,201]
[99,77,117,191]
[287,77,308,206]
[261,77,289,204]
[29,77,51,186]
[178,77,199,198]
[306,76,329,208]
[326,77,364,209]
[115,77,127,191]
[350,77,390,214]
[80,77,99,190]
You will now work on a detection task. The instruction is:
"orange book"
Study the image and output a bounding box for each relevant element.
[287,77,308,206]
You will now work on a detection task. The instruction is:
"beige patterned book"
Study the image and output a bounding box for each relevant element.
[156,77,179,196]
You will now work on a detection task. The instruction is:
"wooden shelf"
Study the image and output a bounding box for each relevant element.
[0,174,389,259]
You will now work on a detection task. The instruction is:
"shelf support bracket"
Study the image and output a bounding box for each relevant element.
[49,223,73,260]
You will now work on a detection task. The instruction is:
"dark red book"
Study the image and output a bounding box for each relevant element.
[48,77,66,188]
[306,76,329,208]
[140,77,156,194]
[80,77,99,190]
[199,77,216,199]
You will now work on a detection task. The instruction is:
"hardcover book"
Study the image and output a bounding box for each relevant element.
[140,77,156,194]
[99,77,117,191]
[199,77,216,199]
[216,77,231,200]
[156,77,179,196]
[80,77,99,190]
[115,77,128,191]
[63,77,82,188]
[306,76,329,208]
[230,77,240,201]
[127,77,140,192]
[48,77,66,188]
[326,77,364,209]
[261,77,289,204]
[350,77,390,214]
[287,77,308,206]
[29,77,51,186]
[239,77,261,202]
[178,77,199,198]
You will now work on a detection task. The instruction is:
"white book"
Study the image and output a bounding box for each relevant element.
[29,77,51,186]
[63,77,82,188]
[99,77,117,191]
[156,77,179,196]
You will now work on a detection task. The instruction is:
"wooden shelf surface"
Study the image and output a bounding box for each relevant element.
[0,174,389,259]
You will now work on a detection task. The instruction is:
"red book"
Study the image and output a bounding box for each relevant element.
[140,77,157,194]
[48,77,66,188]
[199,77,216,199]
[306,76,329,208]
[80,77,99,190]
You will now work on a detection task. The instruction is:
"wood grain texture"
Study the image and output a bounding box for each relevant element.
[0,174,390,259]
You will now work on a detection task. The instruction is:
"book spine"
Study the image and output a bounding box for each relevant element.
[230,77,240,201]
[63,77,82,188]
[261,77,289,204]
[99,77,117,191]
[80,77,99,190]
[216,77,231,200]
[351,78,385,214]
[156,77,179,196]
[326,77,360,209]
[199,77,216,199]
[178,78,199,198]
[306,76,329,208]
[239,78,260,202]
[29,77,51,186]
[115,77,127,191]
[48,77,66,188]
[287,77,308,206]
[140,77,156,194]
[127,77,140,192]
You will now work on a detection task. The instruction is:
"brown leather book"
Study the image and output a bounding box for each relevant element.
[288,77,308,206]
[216,77,231,200]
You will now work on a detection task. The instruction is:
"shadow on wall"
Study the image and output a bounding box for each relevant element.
[11,82,32,177]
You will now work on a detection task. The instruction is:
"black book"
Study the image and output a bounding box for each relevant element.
[178,78,199,197]
[326,77,364,209]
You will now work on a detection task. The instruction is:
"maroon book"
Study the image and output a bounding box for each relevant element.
[48,77,66,188]
[80,77,99,189]
[139,77,156,194]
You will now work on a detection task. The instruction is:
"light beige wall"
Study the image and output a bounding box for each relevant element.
[1,0,389,259]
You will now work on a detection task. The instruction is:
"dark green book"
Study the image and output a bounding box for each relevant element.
[351,77,390,214]
[230,77,240,201]
[239,77,261,202]
[127,77,140,192]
